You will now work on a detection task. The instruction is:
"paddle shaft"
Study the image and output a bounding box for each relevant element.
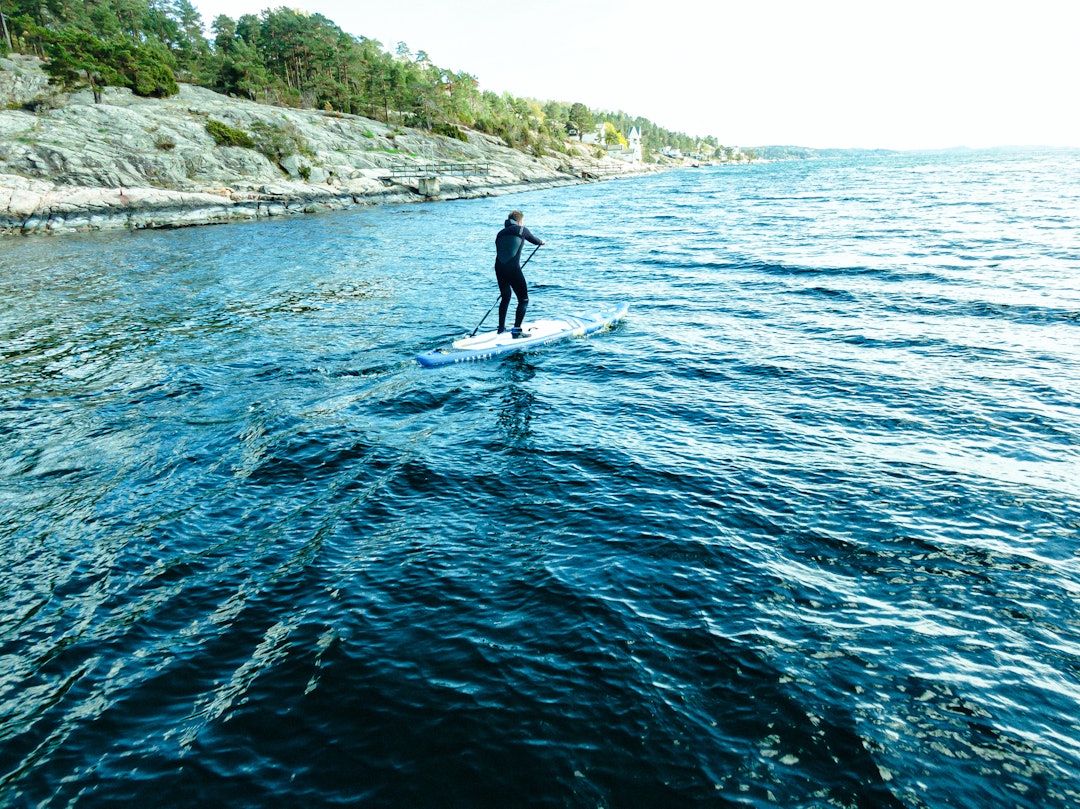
[469,243,542,337]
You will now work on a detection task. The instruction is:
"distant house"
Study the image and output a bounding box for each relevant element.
[583,123,642,164]
[580,123,601,146]
[617,126,642,164]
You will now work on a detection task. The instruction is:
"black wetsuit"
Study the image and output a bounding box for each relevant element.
[494,218,542,331]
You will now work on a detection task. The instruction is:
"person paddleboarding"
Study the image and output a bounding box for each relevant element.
[494,210,545,337]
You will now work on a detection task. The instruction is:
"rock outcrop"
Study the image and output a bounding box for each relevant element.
[1,56,649,235]
[0,53,51,108]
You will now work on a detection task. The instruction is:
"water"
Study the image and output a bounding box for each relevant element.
[2,149,1079,807]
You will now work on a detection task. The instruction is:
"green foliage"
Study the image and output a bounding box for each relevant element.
[210,15,266,100]
[114,40,178,97]
[431,120,467,141]
[205,118,255,148]
[568,102,594,140]
[603,121,627,148]
[249,119,312,164]
[32,23,178,99]
[34,27,118,94]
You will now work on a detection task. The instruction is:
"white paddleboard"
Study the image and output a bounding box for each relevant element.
[416,303,628,367]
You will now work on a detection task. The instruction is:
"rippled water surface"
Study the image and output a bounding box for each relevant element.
[2,149,1079,807]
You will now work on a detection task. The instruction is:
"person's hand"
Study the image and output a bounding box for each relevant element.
[540,240,547,246]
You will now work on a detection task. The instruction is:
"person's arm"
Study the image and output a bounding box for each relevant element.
[521,226,546,246]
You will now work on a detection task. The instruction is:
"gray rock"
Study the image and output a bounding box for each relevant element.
[0,59,653,235]
[0,54,52,108]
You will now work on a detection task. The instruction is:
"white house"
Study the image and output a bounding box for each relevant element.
[618,126,642,164]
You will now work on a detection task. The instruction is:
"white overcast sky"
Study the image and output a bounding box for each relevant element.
[190,0,1078,151]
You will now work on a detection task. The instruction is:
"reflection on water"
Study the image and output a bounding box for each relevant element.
[497,357,538,445]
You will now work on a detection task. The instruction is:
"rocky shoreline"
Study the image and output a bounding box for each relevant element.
[0,54,656,236]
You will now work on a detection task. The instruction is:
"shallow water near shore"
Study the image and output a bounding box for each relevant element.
[2,149,1079,807]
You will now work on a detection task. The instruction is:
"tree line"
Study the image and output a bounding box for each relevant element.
[1,0,737,159]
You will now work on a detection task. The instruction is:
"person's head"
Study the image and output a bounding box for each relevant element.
[509,210,523,223]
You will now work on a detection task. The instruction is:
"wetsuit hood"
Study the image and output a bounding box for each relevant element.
[504,218,519,228]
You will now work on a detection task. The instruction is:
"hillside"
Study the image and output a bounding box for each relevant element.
[0,54,653,235]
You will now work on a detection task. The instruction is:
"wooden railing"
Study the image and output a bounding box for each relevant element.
[389,162,490,179]
[572,162,633,179]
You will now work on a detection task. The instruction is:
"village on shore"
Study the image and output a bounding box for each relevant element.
[0,54,755,236]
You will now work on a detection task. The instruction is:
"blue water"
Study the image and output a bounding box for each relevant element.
[2,149,1079,807]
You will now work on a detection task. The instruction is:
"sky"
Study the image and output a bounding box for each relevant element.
[190,0,1078,151]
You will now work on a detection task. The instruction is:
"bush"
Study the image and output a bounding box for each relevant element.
[431,120,467,142]
[206,119,255,148]
[249,120,313,164]
[128,54,178,98]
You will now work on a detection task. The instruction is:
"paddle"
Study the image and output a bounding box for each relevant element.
[469,243,542,337]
